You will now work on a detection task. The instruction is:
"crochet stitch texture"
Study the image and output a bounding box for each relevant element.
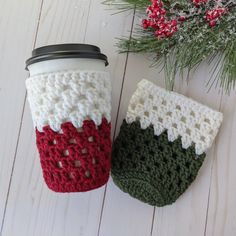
[26,70,111,192]
[112,121,205,206]
[126,79,223,155]
[37,118,111,192]
[112,79,223,206]
[26,70,111,132]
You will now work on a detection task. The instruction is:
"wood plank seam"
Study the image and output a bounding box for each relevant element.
[0,93,27,236]
[83,0,92,43]
[148,83,224,235]
[203,152,216,236]
[97,183,108,236]
[111,8,136,141]
[97,8,136,236]
[0,1,45,235]
[150,206,156,235]
[204,95,223,236]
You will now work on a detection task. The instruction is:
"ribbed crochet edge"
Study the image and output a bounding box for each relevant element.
[46,173,110,193]
[112,172,173,206]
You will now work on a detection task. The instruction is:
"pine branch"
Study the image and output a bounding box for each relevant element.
[102,0,149,10]
[104,0,236,92]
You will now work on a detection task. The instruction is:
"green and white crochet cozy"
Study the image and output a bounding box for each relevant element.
[112,79,223,207]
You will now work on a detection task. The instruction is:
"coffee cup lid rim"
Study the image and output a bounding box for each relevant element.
[25,43,108,70]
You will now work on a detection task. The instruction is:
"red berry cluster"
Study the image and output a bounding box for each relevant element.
[205,7,227,27]
[142,0,178,38]
[192,0,208,6]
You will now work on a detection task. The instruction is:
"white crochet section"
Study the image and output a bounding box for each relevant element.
[26,70,111,132]
[126,79,223,155]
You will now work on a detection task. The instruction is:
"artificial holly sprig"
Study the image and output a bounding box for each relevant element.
[104,0,236,92]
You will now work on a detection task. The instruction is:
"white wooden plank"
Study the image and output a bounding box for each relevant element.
[99,179,154,236]
[1,0,133,236]
[205,90,236,236]
[35,0,90,46]
[82,0,134,136]
[2,0,236,235]
[0,0,42,228]
[99,28,222,235]
[98,41,166,236]
[151,63,222,236]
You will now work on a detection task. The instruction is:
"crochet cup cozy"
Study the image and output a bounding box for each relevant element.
[26,70,111,192]
[112,80,223,206]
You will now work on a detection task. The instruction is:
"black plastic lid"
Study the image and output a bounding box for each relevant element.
[25,44,108,70]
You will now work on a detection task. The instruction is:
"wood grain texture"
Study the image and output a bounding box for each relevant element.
[98,15,166,236]
[205,91,236,236]
[0,1,235,236]
[1,1,133,236]
[0,0,42,230]
[83,0,134,137]
[152,63,222,236]
[98,13,221,236]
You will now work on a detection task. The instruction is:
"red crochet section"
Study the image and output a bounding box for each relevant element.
[36,118,111,192]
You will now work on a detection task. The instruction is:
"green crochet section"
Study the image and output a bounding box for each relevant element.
[111,120,206,207]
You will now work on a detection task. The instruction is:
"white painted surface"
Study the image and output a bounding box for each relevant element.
[0,1,235,236]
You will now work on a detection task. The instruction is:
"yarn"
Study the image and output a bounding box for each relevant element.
[26,70,112,192]
[26,70,111,132]
[37,118,111,192]
[112,79,223,206]
[126,79,223,155]
[112,121,205,206]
